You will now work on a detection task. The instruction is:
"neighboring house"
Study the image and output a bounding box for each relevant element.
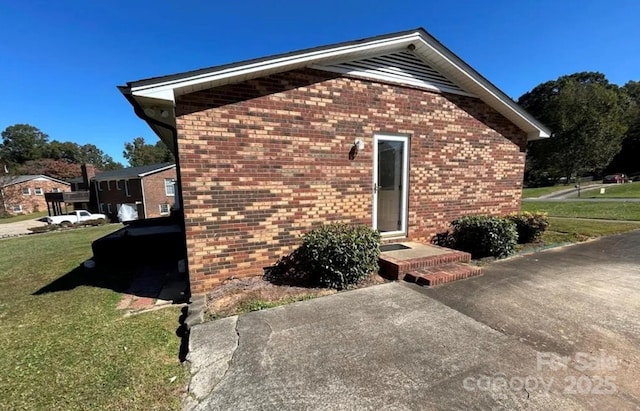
[69,163,177,221]
[1,175,70,215]
[119,28,551,293]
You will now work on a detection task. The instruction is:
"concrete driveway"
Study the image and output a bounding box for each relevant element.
[0,218,47,238]
[185,231,640,410]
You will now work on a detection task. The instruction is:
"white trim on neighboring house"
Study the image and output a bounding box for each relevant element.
[116,180,121,190]
[34,187,43,196]
[124,180,130,197]
[120,28,550,141]
[140,178,147,219]
[22,187,31,195]
[164,178,175,196]
[13,204,23,213]
[107,203,112,214]
[159,203,170,215]
[99,203,105,213]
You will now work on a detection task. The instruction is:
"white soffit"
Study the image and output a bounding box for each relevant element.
[312,50,475,97]
[124,29,550,140]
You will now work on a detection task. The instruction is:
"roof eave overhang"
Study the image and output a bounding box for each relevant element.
[119,29,550,142]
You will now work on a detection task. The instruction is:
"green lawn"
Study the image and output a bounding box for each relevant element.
[582,182,640,198]
[0,226,187,410]
[542,217,640,244]
[522,185,572,198]
[0,210,47,224]
[522,201,640,221]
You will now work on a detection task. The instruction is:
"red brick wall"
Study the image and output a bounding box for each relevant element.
[141,168,177,218]
[1,179,70,215]
[175,68,527,293]
[94,179,142,220]
[94,168,177,220]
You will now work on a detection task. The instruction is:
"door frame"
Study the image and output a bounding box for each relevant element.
[372,133,410,238]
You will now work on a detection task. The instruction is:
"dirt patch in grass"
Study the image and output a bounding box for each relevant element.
[206,274,388,319]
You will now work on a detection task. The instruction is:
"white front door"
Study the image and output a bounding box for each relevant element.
[373,134,409,237]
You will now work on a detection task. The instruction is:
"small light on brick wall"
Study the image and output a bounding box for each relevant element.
[349,140,364,160]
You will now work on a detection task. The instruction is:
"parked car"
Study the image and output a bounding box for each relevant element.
[46,210,107,226]
[602,173,629,184]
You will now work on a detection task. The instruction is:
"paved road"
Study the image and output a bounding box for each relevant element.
[0,218,47,238]
[185,231,640,410]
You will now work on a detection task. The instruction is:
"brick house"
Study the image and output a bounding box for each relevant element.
[1,175,70,215]
[119,28,550,293]
[69,163,177,221]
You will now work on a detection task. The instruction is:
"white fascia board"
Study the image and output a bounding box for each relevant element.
[137,164,176,177]
[129,33,422,99]
[130,88,175,103]
[413,35,550,139]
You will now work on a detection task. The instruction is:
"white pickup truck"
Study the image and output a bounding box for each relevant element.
[46,210,107,226]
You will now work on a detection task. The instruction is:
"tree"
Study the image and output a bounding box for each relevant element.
[0,124,49,165]
[123,137,174,167]
[607,81,640,174]
[17,159,82,180]
[519,72,629,184]
[45,140,82,163]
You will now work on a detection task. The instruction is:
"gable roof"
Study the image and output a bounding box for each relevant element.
[119,28,550,143]
[1,175,70,188]
[92,163,175,182]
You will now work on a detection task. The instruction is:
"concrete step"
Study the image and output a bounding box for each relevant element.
[379,245,471,280]
[404,262,482,287]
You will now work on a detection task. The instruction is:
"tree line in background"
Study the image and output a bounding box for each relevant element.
[519,72,639,186]
[0,124,174,180]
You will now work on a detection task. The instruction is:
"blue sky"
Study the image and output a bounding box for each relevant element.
[1,0,638,165]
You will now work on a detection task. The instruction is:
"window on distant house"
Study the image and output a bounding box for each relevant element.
[34,187,43,195]
[52,187,61,193]
[116,180,121,190]
[99,203,105,213]
[107,203,112,213]
[125,180,130,197]
[159,203,170,215]
[164,179,175,196]
[13,204,22,213]
[22,187,30,195]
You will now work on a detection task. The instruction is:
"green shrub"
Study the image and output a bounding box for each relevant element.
[451,215,517,259]
[298,223,381,290]
[508,211,549,243]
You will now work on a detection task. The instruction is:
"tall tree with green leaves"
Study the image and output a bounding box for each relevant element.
[519,72,630,184]
[607,81,640,174]
[123,137,174,167]
[0,124,49,165]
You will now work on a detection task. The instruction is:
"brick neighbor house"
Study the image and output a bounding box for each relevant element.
[1,175,70,215]
[119,28,550,293]
[68,163,177,221]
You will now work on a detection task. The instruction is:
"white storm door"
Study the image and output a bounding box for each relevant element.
[373,134,409,237]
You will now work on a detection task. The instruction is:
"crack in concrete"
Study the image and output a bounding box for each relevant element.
[207,317,240,398]
[185,317,241,410]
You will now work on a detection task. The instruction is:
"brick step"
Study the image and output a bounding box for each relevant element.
[404,262,482,287]
[379,248,471,280]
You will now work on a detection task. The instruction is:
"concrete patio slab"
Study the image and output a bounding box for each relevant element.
[185,230,640,410]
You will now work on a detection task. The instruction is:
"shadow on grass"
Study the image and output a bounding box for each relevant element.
[33,262,189,303]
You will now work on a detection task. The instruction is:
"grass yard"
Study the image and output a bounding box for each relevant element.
[522,201,640,221]
[0,210,47,224]
[542,217,640,244]
[0,226,187,410]
[522,185,572,198]
[582,182,640,198]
